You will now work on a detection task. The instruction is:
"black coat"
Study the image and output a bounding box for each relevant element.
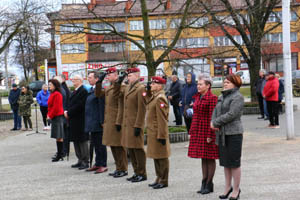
[61,82,70,108]
[9,88,21,110]
[255,76,265,95]
[68,85,88,142]
[168,80,181,105]
[84,87,105,133]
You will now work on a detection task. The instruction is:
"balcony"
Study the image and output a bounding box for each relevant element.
[88,51,128,62]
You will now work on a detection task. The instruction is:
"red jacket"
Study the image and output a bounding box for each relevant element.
[263,76,279,101]
[47,91,64,119]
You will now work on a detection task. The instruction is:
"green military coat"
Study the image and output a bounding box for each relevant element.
[18,90,34,117]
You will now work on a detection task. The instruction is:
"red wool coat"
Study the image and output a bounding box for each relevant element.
[47,91,64,119]
[188,90,219,159]
[263,76,279,101]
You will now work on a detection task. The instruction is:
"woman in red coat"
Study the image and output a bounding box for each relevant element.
[47,79,64,162]
[188,74,218,195]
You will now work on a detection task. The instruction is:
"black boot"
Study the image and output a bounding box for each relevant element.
[52,141,64,162]
[197,178,207,194]
[202,181,214,194]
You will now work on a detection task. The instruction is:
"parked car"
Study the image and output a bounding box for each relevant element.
[235,70,250,85]
[29,80,45,97]
[212,76,223,88]
[292,70,300,84]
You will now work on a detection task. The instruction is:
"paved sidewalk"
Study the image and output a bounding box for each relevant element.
[0,100,300,199]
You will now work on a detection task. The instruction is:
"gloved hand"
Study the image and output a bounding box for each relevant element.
[146,81,151,91]
[97,72,107,84]
[134,128,141,137]
[117,72,127,84]
[157,139,166,145]
[115,125,121,132]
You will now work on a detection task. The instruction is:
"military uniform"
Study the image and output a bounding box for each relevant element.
[95,68,128,176]
[145,77,170,188]
[116,68,147,181]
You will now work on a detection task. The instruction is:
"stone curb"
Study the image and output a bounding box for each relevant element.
[0,112,13,121]
[243,104,298,115]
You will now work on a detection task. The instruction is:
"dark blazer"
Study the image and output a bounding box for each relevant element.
[9,88,21,110]
[168,79,181,105]
[61,82,70,108]
[84,87,105,133]
[68,85,88,142]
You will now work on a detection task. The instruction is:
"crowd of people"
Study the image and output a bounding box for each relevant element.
[255,70,284,128]
[8,69,249,199]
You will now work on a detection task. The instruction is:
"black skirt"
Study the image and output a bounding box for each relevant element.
[218,134,243,168]
[51,115,64,139]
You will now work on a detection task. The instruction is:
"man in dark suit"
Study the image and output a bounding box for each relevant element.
[84,71,107,174]
[168,71,182,125]
[64,74,89,170]
[9,83,22,130]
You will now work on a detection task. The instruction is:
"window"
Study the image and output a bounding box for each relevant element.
[102,43,125,53]
[177,58,210,78]
[175,37,209,48]
[268,11,298,22]
[214,35,244,46]
[264,32,297,43]
[152,39,167,49]
[170,18,181,29]
[60,23,84,34]
[61,44,85,54]
[216,15,235,25]
[90,22,125,33]
[129,20,143,30]
[130,40,145,51]
[291,11,298,21]
[149,19,166,29]
[188,17,209,27]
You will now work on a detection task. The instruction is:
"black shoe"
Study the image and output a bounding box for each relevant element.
[52,153,58,159]
[71,162,82,168]
[257,116,264,119]
[264,117,269,120]
[114,171,128,178]
[202,181,214,194]
[126,174,137,181]
[153,183,168,189]
[173,120,176,122]
[229,189,241,200]
[109,170,118,176]
[52,155,63,162]
[219,187,233,199]
[197,178,207,194]
[10,128,18,131]
[176,123,182,126]
[148,182,158,187]
[131,175,147,182]
[78,163,89,170]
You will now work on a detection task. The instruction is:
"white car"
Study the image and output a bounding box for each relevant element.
[212,77,223,88]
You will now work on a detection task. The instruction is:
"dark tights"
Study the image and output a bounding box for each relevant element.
[23,116,32,129]
[201,159,216,183]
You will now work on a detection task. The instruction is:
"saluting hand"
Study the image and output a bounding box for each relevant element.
[157,139,166,145]
[116,125,122,132]
[134,128,141,137]
[207,138,212,143]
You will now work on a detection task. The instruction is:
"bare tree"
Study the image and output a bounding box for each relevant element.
[197,0,285,101]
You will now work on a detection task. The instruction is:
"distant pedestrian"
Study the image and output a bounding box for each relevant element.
[263,71,280,128]
[211,74,244,200]
[255,69,266,119]
[168,71,182,125]
[261,76,269,120]
[180,72,198,134]
[18,86,34,131]
[36,84,50,130]
[145,76,170,189]
[84,71,107,174]
[188,74,218,195]
[64,75,89,170]
[47,79,64,162]
[8,83,22,131]
[275,74,284,114]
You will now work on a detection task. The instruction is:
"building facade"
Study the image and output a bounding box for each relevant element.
[47,0,300,82]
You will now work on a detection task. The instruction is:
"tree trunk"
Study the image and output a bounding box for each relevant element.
[248,46,262,102]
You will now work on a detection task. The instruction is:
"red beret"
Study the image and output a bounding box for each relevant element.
[126,67,140,74]
[106,67,117,74]
[151,76,166,84]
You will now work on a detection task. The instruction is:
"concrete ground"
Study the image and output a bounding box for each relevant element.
[0,99,300,200]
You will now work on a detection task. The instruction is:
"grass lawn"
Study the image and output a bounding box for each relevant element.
[212,86,251,98]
